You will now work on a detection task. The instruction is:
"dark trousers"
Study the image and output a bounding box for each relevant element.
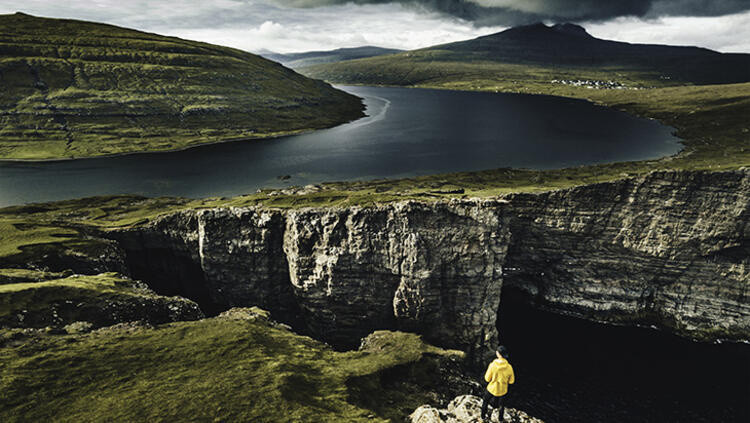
[481,389,506,422]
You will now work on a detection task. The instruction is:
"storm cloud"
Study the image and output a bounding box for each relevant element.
[274,0,750,26]
[3,1,750,53]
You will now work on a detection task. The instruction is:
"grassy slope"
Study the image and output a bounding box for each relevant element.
[0,313,461,422]
[0,268,72,284]
[0,13,363,160]
[262,46,404,69]
[0,196,197,270]
[303,23,750,88]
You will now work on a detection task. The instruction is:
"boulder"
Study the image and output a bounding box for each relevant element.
[410,395,544,423]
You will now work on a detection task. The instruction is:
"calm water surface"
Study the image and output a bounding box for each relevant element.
[0,86,681,207]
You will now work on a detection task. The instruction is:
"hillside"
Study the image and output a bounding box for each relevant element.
[0,13,364,160]
[261,46,403,68]
[0,309,466,422]
[302,22,750,87]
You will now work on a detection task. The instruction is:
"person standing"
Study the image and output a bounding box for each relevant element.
[481,345,515,422]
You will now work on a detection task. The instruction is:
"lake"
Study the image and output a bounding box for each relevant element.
[0,86,682,207]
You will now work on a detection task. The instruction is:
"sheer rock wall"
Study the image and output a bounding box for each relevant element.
[110,169,750,358]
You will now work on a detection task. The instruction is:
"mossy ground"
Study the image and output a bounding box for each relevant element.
[0,268,72,284]
[0,271,201,329]
[0,196,190,268]
[0,272,128,319]
[0,316,461,422]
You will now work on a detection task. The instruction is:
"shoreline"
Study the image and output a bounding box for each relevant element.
[0,118,368,164]
[1,84,685,166]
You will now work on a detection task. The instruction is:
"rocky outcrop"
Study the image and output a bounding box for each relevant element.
[0,273,203,330]
[107,169,749,361]
[283,201,507,350]
[411,395,543,423]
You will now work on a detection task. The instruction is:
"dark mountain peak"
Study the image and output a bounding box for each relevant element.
[499,22,547,35]
[495,21,593,41]
[527,22,549,29]
[551,23,591,38]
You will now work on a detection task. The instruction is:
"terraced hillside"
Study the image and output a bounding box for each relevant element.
[0,12,364,160]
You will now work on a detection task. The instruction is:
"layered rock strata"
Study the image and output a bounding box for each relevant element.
[109,169,749,359]
[503,170,749,340]
[114,201,508,355]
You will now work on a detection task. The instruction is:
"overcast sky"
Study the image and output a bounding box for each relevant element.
[2,0,750,53]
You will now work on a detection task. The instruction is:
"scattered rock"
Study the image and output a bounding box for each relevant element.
[91,320,153,336]
[410,395,543,423]
[430,187,465,195]
[64,321,94,334]
[218,307,271,321]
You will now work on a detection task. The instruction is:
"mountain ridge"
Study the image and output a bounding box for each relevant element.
[433,21,735,69]
[260,45,403,68]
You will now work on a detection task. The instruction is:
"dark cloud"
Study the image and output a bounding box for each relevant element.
[273,0,750,26]
[648,0,750,17]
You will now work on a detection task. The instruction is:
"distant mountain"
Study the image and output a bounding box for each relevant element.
[441,22,749,79]
[302,22,750,87]
[260,46,403,68]
[0,13,363,160]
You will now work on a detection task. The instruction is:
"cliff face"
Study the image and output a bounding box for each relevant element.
[114,201,509,356]
[110,170,749,358]
[504,170,749,340]
[283,202,508,350]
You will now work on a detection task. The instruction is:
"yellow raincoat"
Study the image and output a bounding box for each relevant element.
[484,357,515,397]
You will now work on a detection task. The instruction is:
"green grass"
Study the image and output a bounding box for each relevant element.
[301,48,697,91]
[0,315,462,422]
[0,215,117,270]
[0,13,364,160]
[0,196,194,267]
[0,218,79,258]
[0,268,72,284]
[0,271,201,329]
